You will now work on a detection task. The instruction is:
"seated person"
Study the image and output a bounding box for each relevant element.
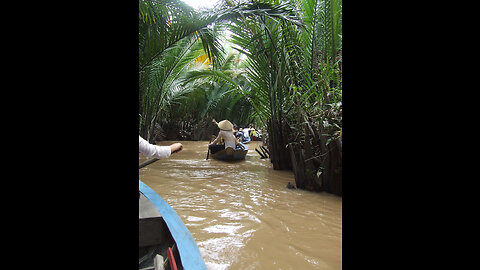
[209,119,239,154]
[233,125,244,141]
[242,126,251,141]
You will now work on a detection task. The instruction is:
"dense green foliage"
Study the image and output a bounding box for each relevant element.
[139,0,342,189]
[139,0,303,141]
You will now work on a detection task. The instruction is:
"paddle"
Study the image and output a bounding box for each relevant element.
[139,158,160,169]
[206,135,215,160]
[206,119,221,160]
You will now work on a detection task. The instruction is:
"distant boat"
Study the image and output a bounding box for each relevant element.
[249,129,262,141]
[210,143,248,161]
[250,134,262,141]
[241,137,251,144]
[139,180,207,270]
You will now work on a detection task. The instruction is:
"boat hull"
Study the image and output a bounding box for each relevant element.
[210,143,248,161]
[241,137,251,144]
[139,180,206,270]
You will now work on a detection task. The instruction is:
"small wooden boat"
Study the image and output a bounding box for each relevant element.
[139,180,206,270]
[210,143,248,161]
[241,137,251,144]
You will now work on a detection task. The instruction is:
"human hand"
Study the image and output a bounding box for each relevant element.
[170,143,183,154]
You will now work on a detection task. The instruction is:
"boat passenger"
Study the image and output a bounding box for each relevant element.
[209,119,238,154]
[233,124,244,141]
[241,127,251,141]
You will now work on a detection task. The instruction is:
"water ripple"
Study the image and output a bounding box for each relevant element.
[140,141,342,269]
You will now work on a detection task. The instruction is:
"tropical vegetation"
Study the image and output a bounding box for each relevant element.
[139,0,342,195]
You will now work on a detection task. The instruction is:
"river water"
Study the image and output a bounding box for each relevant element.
[139,141,342,270]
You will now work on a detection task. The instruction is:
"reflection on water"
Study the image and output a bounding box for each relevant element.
[140,141,342,270]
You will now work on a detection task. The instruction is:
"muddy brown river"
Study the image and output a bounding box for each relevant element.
[139,141,342,269]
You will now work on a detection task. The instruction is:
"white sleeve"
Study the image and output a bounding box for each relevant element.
[139,136,171,159]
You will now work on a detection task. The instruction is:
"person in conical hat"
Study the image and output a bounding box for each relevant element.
[209,119,239,154]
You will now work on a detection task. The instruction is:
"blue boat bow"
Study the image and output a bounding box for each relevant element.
[139,180,207,270]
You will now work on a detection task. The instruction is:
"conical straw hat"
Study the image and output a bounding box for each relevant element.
[217,120,233,131]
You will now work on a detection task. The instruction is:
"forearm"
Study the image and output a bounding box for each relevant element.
[210,136,220,145]
[139,136,171,159]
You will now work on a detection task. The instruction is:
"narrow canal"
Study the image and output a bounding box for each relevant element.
[139,140,342,269]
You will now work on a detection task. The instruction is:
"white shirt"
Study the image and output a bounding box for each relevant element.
[211,130,237,149]
[242,128,251,139]
[139,136,171,159]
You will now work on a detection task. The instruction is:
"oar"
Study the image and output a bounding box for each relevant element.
[139,158,160,169]
[206,135,215,160]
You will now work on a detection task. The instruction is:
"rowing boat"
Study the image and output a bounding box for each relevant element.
[139,180,206,270]
[241,137,251,144]
[210,143,248,161]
